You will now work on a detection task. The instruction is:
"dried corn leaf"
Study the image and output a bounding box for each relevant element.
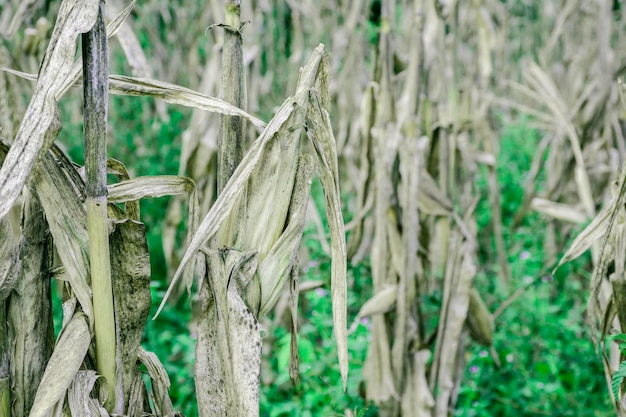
[0,216,20,301]
[363,316,398,403]
[104,1,150,79]
[0,0,99,219]
[126,373,147,417]
[67,370,104,416]
[432,238,476,417]
[8,191,54,417]
[154,96,297,317]
[587,167,626,342]
[108,175,198,295]
[467,288,494,347]
[555,204,612,271]
[33,147,94,326]
[346,84,376,260]
[418,169,453,216]
[28,314,90,417]
[258,155,314,317]
[107,175,197,202]
[105,159,139,219]
[400,350,434,417]
[107,75,266,129]
[138,348,176,417]
[348,285,398,334]
[109,219,151,410]
[195,249,262,417]
[364,122,398,405]
[306,91,348,388]
[87,400,109,417]
[523,62,595,217]
[235,102,303,260]
[531,197,588,224]
[1,68,266,129]
[236,47,326,261]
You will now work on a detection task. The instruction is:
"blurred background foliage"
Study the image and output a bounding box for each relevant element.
[3,0,626,415]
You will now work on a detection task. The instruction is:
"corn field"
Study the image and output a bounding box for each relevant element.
[1,0,626,416]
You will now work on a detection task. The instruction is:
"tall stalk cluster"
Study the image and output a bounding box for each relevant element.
[0,1,346,416]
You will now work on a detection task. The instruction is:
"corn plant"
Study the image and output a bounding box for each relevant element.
[0,1,346,416]
[505,2,626,413]
[341,1,499,416]
[553,79,626,416]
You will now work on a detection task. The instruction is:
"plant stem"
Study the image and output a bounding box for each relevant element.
[82,2,118,412]
[216,0,247,245]
[218,0,247,193]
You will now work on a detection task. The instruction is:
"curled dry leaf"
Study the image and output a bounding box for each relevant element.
[306,90,348,388]
[531,197,589,224]
[7,191,54,417]
[0,215,20,302]
[258,155,314,317]
[33,147,94,326]
[466,288,494,347]
[68,370,105,417]
[154,97,297,318]
[555,204,612,271]
[138,348,177,417]
[108,174,200,295]
[0,0,100,219]
[348,284,398,334]
[28,314,91,417]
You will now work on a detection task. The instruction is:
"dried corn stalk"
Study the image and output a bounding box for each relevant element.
[352,1,496,416]
[154,44,347,416]
[557,163,626,416]
[0,1,261,415]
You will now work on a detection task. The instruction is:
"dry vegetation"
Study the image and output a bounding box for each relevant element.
[2,0,626,416]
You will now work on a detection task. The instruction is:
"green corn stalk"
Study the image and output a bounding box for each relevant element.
[81,2,118,411]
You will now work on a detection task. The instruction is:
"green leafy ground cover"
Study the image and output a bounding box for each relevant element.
[460,122,611,417]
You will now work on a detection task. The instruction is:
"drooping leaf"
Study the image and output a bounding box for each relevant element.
[154,97,297,318]
[555,204,612,272]
[258,155,313,317]
[348,285,398,334]
[138,348,177,416]
[306,90,349,389]
[28,314,91,417]
[7,191,54,417]
[1,68,267,129]
[109,219,151,409]
[0,0,100,219]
